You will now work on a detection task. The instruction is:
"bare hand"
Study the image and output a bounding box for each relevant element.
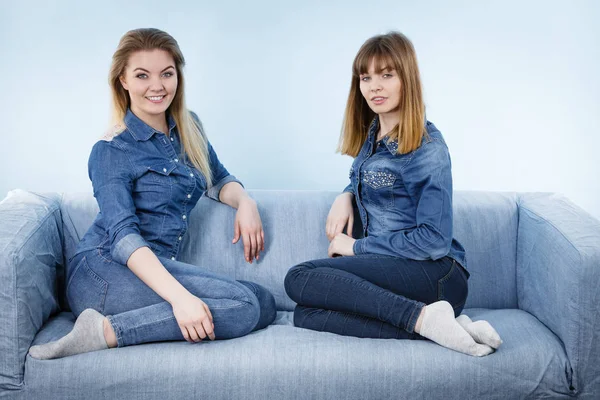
[328,233,356,258]
[233,198,265,263]
[326,192,354,241]
[171,293,215,342]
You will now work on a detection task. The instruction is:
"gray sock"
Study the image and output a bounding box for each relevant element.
[418,301,494,357]
[456,314,503,349]
[29,309,109,359]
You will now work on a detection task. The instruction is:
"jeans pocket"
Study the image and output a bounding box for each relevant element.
[66,256,108,316]
[437,260,468,314]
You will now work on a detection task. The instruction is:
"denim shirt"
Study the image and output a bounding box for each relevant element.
[345,118,467,268]
[74,109,241,265]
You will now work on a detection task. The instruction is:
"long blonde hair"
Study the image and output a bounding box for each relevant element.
[338,32,425,157]
[108,28,212,186]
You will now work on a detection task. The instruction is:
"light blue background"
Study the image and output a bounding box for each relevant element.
[1,0,599,220]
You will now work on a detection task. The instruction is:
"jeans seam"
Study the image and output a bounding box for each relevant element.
[296,269,399,301]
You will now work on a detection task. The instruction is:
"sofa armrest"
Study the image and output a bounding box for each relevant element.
[0,190,63,390]
[517,193,600,395]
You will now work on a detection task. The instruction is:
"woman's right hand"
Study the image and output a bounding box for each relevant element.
[326,192,355,241]
[171,293,215,342]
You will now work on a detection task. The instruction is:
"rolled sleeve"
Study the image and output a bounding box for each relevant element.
[112,232,148,266]
[89,141,149,265]
[206,174,243,202]
[343,183,353,195]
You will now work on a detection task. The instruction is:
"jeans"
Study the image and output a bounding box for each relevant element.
[284,254,468,339]
[67,249,276,347]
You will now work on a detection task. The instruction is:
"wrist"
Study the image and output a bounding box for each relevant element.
[166,287,192,306]
[238,195,256,209]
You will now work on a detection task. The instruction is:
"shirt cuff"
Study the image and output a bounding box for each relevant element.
[112,233,148,265]
[353,237,368,255]
[206,175,243,202]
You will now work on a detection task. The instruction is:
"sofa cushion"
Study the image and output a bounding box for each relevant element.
[25,308,572,399]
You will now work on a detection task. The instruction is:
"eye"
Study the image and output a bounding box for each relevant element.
[383,73,393,78]
[136,73,148,79]
[162,71,174,78]
[360,76,371,82]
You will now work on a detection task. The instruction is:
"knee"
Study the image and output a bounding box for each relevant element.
[238,281,277,330]
[293,305,325,330]
[284,262,314,302]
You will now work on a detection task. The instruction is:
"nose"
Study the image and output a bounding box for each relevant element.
[148,76,165,92]
[370,77,382,92]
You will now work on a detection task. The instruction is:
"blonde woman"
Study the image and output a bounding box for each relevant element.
[285,32,501,356]
[29,28,276,359]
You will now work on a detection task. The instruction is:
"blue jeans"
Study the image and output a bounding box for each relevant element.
[284,254,468,339]
[67,249,276,347]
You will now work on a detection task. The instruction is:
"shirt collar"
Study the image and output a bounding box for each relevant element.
[368,116,399,155]
[124,109,177,142]
[368,113,429,155]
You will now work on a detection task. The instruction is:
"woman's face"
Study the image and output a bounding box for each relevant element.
[359,60,401,116]
[120,49,178,122]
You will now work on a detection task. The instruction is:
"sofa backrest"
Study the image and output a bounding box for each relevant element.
[59,190,519,311]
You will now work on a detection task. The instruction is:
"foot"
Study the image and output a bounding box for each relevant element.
[456,314,503,349]
[416,301,494,357]
[28,309,109,359]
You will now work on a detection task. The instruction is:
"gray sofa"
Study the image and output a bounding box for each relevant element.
[1,189,599,399]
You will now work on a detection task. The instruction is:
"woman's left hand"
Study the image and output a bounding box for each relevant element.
[328,233,356,258]
[233,198,265,263]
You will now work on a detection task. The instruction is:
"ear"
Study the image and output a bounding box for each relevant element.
[119,75,129,91]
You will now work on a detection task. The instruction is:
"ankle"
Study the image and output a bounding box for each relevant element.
[414,307,425,334]
[103,318,117,348]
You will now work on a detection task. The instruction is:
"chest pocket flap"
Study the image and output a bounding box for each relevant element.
[148,163,176,176]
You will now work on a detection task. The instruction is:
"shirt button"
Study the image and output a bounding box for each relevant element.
[171,257,175,260]
[174,158,179,162]
[170,137,174,142]
[187,194,191,199]
[182,215,186,220]
[178,236,182,241]
[189,173,194,177]
[163,168,167,173]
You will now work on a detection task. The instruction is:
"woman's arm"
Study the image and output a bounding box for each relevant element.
[219,181,265,263]
[126,247,215,342]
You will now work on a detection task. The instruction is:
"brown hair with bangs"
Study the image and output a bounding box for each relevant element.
[338,32,425,157]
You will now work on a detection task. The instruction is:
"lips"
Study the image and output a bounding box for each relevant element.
[146,95,166,103]
[371,96,387,105]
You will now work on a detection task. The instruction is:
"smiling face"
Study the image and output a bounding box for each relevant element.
[359,60,402,117]
[119,49,178,124]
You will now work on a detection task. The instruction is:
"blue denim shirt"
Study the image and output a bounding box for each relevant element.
[345,118,467,268]
[74,109,241,265]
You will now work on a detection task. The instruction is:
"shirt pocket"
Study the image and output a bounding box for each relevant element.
[361,167,396,210]
[146,162,177,185]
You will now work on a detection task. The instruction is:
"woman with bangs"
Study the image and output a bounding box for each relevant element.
[285,32,501,356]
[29,28,276,359]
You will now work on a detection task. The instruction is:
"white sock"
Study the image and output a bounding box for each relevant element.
[417,301,494,357]
[29,309,109,359]
[456,314,503,349]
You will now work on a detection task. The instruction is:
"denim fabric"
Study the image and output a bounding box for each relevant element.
[24,309,574,400]
[344,118,466,267]
[75,109,241,267]
[0,191,63,390]
[517,193,600,395]
[284,254,468,338]
[66,249,276,346]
